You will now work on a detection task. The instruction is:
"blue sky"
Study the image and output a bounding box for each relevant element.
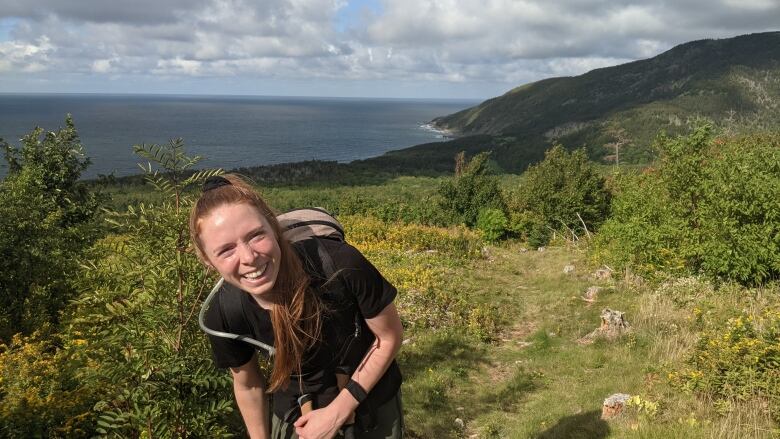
[0,0,778,99]
[335,0,382,33]
[0,18,14,40]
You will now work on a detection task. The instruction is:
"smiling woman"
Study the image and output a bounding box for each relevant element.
[198,202,282,306]
[189,174,404,439]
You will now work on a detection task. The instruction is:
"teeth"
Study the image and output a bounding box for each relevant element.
[244,264,267,279]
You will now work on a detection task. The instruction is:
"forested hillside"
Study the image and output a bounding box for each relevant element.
[428,32,780,171]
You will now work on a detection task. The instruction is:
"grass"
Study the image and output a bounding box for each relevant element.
[397,242,779,438]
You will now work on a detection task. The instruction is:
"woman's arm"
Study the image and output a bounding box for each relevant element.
[230,352,271,439]
[294,302,403,439]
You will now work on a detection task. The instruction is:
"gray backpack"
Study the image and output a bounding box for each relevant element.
[278,207,345,243]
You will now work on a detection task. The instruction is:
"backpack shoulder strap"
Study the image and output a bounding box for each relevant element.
[314,238,338,281]
[218,282,252,336]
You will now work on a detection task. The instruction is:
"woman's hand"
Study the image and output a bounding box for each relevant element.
[295,302,402,439]
[293,405,345,439]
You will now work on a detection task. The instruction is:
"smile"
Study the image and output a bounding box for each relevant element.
[243,263,268,280]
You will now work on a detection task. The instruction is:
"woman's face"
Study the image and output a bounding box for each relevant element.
[198,202,282,303]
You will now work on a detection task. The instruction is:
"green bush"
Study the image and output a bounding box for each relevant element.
[594,125,780,284]
[0,331,97,438]
[476,208,508,242]
[670,306,780,421]
[696,134,780,283]
[509,145,610,246]
[437,151,506,227]
[590,171,688,276]
[0,116,102,340]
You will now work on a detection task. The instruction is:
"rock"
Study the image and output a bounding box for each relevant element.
[602,393,631,419]
[454,418,465,429]
[456,407,464,411]
[520,247,528,253]
[577,308,630,345]
[593,267,613,280]
[563,264,576,274]
[481,247,492,259]
[402,338,412,345]
[599,308,629,332]
[624,269,644,287]
[537,246,546,252]
[582,286,603,303]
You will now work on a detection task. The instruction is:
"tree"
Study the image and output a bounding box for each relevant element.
[604,124,632,168]
[0,115,101,340]
[437,151,506,227]
[510,145,610,246]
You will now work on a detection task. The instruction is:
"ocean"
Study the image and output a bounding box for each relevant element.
[0,94,477,179]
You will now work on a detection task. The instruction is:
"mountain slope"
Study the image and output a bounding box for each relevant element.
[428,31,780,169]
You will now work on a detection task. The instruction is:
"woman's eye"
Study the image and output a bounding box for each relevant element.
[250,232,265,241]
[218,248,235,258]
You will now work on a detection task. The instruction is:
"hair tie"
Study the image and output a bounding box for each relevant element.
[202,175,231,192]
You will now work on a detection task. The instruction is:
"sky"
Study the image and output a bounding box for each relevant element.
[0,0,778,99]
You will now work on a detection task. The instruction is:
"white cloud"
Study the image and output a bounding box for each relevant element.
[0,0,778,97]
[153,58,204,76]
[91,56,125,73]
[0,36,52,72]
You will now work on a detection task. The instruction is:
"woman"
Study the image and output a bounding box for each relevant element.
[189,174,404,439]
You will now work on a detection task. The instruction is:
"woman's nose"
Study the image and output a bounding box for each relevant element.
[237,242,257,264]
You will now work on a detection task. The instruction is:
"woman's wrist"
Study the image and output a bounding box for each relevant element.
[329,387,360,424]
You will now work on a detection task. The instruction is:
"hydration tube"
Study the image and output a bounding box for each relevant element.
[198,278,276,357]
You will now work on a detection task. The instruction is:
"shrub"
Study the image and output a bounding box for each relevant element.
[590,171,688,276]
[0,116,102,340]
[510,145,610,246]
[670,306,780,421]
[476,208,508,242]
[341,215,498,339]
[0,331,97,438]
[508,211,550,249]
[594,126,780,284]
[696,134,780,284]
[438,151,506,227]
[67,140,235,437]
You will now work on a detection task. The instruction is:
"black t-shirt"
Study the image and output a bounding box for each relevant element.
[204,238,402,422]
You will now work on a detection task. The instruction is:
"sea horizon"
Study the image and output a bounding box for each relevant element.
[0,93,478,179]
[0,91,483,102]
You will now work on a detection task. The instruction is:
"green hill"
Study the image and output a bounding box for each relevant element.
[422,31,780,171]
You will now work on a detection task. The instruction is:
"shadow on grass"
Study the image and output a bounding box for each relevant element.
[480,367,541,412]
[399,331,493,438]
[398,331,489,382]
[534,410,610,439]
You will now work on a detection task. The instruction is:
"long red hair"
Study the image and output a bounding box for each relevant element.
[189,174,323,392]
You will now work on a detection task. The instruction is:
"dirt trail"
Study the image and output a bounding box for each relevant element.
[451,243,618,438]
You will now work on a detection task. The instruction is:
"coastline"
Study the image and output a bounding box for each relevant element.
[419,121,459,139]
